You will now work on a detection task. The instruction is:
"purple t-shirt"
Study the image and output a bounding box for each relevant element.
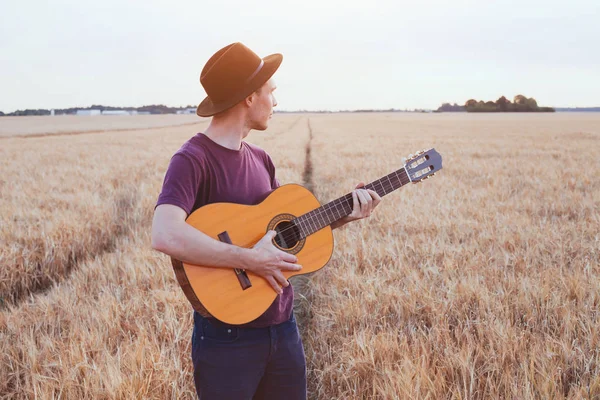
[156,132,293,328]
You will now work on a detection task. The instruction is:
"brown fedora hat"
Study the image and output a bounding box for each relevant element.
[196,42,282,117]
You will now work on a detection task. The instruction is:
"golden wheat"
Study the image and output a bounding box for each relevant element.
[0,113,598,399]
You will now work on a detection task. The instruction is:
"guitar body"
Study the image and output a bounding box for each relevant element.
[172,184,334,325]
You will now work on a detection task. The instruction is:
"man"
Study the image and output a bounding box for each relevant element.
[151,42,381,400]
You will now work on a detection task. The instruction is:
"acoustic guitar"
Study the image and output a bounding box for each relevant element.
[172,148,442,324]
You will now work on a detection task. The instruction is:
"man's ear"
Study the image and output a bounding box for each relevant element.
[245,92,256,107]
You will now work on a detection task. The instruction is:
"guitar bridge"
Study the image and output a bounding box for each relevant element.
[218,231,252,290]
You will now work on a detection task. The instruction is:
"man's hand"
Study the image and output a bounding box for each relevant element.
[332,182,382,229]
[246,231,302,294]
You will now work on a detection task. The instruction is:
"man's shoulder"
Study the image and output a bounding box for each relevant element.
[244,141,271,161]
[174,134,210,162]
[244,140,264,153]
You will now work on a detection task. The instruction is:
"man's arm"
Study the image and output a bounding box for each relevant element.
[151,204,302,294]
[152,204,250,269]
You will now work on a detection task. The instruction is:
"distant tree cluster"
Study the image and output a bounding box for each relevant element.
[464,95,554,112]
[0,104,197,117]
[435,103,466,112]
[4,109,51,116]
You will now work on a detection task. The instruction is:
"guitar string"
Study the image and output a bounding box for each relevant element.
[294,174,410,235]
[273,172,410,245]
[275,159,434,244]
[275,171,410,244]
[292,169,411,233]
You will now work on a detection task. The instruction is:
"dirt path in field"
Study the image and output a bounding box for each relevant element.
[302,118,314,192]
[0,165,151,309]
[293,117,315,325]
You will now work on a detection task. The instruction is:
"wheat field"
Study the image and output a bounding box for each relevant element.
[0,113,598,399]
[0,115,201,138]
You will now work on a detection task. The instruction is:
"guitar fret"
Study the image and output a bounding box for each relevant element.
[377,179,386,196]
[343,196,351,214]
[329,201,336,221]
[328,200,335,221]
[297,217,306,238]
[307,212,316,235]
[399,168,408,186]
[324,203,333,224]
[335,199,342,220]
[372,179,380,195]
[388,179,394,193]
[318,209,326,229]
[315,209,323,229]
[386,175,393,193]
[394,170,401,188]
[300,215,308,236]
[333,200,340,220]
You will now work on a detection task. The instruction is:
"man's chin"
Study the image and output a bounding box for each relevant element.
[253,123,268,131]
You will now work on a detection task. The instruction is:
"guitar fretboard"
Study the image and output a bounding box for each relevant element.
[294,167,411,238]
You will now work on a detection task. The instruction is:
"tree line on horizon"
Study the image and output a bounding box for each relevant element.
[2,96,569,116]
[0,104,197,117]
[436,95,555,113]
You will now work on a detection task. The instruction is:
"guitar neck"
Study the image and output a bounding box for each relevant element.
[294,167,411,238]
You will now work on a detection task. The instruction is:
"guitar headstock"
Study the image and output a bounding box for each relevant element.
[404,148,442,183]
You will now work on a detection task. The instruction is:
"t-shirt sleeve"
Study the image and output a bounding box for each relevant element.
[156,153,202,215]
[264,153,280,189]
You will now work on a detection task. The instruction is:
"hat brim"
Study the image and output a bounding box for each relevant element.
[196,53,282,118]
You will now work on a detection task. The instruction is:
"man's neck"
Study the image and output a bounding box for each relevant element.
[204,113,250,151]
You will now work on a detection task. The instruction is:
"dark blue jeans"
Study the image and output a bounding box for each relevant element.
[191,311,307,400]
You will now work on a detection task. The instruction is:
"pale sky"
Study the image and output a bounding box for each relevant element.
[1,0,599,113]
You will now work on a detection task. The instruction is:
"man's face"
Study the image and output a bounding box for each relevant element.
[247,78,277,131]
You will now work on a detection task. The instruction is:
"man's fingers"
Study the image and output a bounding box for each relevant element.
[258,230,277,246]
[280,262,302,271]
[279,250,298,264]
[367,189,381,202]
[351,190,359,216]
[346,185,383,222]
[357,189,371,210]
[368,189,381,211]
[357,189,369,204]
[266,276,283,294]
[274,270,289,287]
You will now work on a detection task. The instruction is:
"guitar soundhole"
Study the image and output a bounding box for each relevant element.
[267,214,305,255]
[274,220,300,250]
